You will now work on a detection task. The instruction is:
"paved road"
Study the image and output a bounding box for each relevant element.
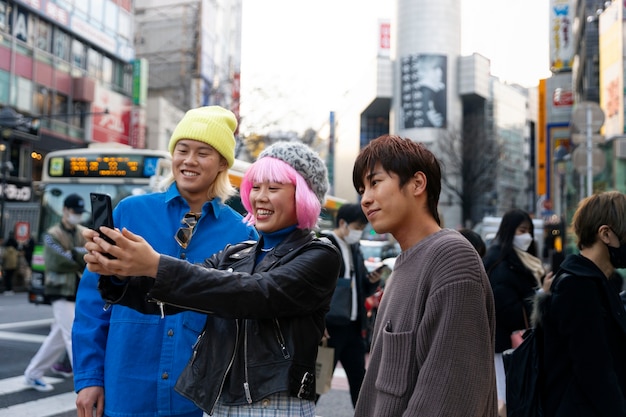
[0,291,355,417]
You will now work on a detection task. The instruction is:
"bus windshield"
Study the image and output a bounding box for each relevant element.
[37,184,156,240]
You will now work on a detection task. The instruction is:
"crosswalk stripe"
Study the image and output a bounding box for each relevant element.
[0,365,347,416]
[0,330,47,343]
[0,376,64,395]
[0,319,53,343]
[0,392,76,417]
[0,319,53,330]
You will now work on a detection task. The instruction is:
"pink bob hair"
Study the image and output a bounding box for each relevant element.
[240,156,322,229]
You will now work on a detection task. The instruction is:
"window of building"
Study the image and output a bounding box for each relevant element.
[87,48,102,79]
[123,62,133,94]
[104,0,117,34]
[112,60,123,91]
[53,92,68,117]
[56,0,73,10]
[33,86,52,116]
[71,39,86,70]
[89,0,104,27]
[73,0,88,20]
[0,70,8,104]
[118,9,132,41]
[70,101,85,129]
[102,55,113,85]
[12,6,32,45]
[35,18,51,53]
[0,0,8,33]
[53,27,70,62]
[13,76,33,112]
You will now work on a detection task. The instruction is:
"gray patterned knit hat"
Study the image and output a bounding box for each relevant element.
[259,141,329,204]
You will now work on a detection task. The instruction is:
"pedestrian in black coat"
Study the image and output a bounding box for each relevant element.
[483,208,547,416]
[535,191,626,417]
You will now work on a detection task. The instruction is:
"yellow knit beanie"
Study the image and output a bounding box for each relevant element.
[168,106,237,167]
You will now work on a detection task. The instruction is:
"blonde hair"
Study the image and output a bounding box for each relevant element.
[572,191,626,250]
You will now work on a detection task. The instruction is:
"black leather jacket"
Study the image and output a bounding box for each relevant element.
[99,228,340,415]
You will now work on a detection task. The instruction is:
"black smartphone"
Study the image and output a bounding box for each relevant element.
[90,193,116,258]
[373,264,392,281]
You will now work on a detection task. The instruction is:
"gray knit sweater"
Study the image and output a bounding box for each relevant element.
[354,229,498,417]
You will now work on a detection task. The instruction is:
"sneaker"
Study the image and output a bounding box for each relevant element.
[24,376,54,392]
[50,363,73,378]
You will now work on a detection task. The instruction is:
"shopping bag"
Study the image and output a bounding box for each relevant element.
[315,342,335,395]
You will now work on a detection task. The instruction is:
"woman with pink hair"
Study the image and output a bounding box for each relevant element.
[83,141,340,417]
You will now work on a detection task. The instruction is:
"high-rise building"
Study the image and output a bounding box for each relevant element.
[134,0,242,150]
[323,2,536,228]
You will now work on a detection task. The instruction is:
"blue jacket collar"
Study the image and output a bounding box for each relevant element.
[164,182,223,219]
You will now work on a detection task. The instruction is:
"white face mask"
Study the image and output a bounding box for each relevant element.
[513,233,533,252]
[344,228,363,245]
[67,213,83,225]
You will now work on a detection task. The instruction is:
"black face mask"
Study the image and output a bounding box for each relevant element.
[607,243,626,269]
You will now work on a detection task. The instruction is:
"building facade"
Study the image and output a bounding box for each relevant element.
[0,0,137,238]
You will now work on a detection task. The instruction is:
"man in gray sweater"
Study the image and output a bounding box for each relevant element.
[351,134,498,417]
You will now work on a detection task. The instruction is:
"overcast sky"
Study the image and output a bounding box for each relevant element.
[239,0,551,134]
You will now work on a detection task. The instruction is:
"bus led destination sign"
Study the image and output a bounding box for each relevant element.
[48,154,147,178]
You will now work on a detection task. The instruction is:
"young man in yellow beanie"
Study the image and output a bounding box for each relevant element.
[72,106,258,417]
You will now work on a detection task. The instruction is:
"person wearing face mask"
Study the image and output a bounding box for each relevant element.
[319,203,381,407]
[23,193,88,391]
[483,208,550,417]
[534,191,626,416]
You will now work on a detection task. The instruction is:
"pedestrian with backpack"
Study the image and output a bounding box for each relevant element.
[534,191,626,416]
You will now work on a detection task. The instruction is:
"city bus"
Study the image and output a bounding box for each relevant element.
[28,144,172,303]
[28,145,345,303]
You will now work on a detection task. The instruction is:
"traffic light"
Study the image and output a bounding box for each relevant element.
[543,217,565,271]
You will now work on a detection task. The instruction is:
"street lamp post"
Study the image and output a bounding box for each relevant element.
[554,144,570,218]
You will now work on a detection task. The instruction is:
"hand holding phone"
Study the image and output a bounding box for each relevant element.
[377,264,392,279]
[369,264,392,283]
[90,193,116,259]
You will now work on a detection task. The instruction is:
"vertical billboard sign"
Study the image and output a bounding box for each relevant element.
[537,79,547,197]
[232,72,240,134]
[400,54,447,129]
[129,108,146,149]
[550,0,574,72]
[378,20,390,58]
[92,83,131,144]
[599,1,624,137]
[132,58,148,107]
